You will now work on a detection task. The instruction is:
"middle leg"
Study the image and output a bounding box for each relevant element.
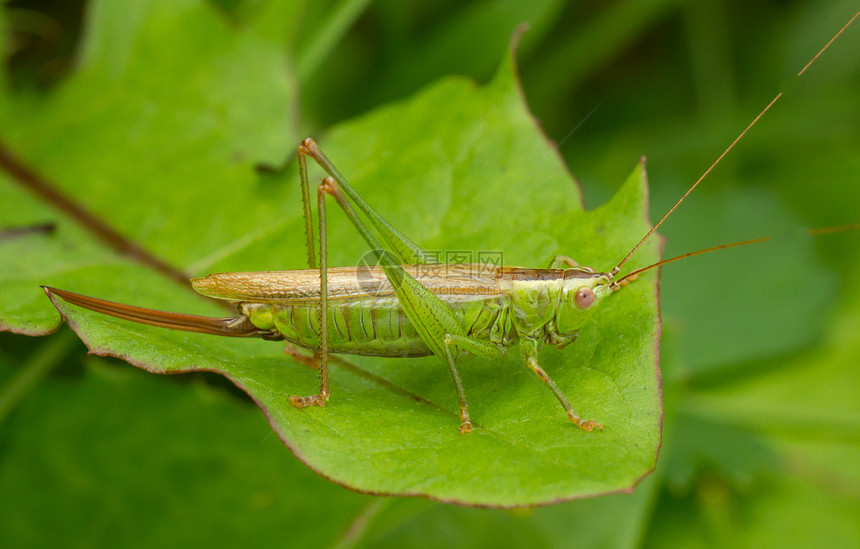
[443,334,506,434]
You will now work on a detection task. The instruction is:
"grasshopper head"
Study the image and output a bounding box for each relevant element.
[554,268,618,334]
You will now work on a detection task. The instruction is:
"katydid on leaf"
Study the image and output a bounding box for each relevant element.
[44,10,859,434]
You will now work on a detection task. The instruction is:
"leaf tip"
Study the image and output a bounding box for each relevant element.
[490,24,529,92]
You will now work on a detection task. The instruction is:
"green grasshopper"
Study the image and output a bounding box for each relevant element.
[42,137,760,434]
[45,11,858,434]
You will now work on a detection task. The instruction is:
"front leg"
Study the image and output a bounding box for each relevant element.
[520,338,602,431]
[548,255,596,272]
[548,255,580,269]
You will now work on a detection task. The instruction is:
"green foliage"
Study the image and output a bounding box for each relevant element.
[3,0,662,503]
[0,358,372,547]
[2,0,859,546]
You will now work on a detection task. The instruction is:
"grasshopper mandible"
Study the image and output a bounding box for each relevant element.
[44,11,858,434]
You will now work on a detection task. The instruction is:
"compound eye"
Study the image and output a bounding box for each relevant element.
[574,287,595,310]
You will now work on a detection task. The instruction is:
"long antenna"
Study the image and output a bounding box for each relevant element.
[610,10,860,279]
[610,219,860,288]
[610,237,770,289]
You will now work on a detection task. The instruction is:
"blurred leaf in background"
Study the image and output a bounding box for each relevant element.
[1,0,859,546]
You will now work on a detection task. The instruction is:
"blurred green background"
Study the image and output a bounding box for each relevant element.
[1,0,858,547]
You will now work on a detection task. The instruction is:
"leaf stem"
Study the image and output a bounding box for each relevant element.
[0,330,77,425]
[330,498,391,549]
[297,0,373,81]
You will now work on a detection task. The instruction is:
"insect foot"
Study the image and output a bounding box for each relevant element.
[569,413,603,432]
[289,394,328,408]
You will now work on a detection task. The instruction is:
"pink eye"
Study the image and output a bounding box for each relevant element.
[575,287,595,310]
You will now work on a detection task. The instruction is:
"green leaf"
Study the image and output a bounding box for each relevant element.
[678,284,860,493]
[649,264,860,547]
[1,5,661,505]
[0,0,299,335]
[0,359,372,547]
[646,473,860,548]
[302,0,570,126]
[660,188,837,375]
[4,0,860,543]
[355,473,660,548]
